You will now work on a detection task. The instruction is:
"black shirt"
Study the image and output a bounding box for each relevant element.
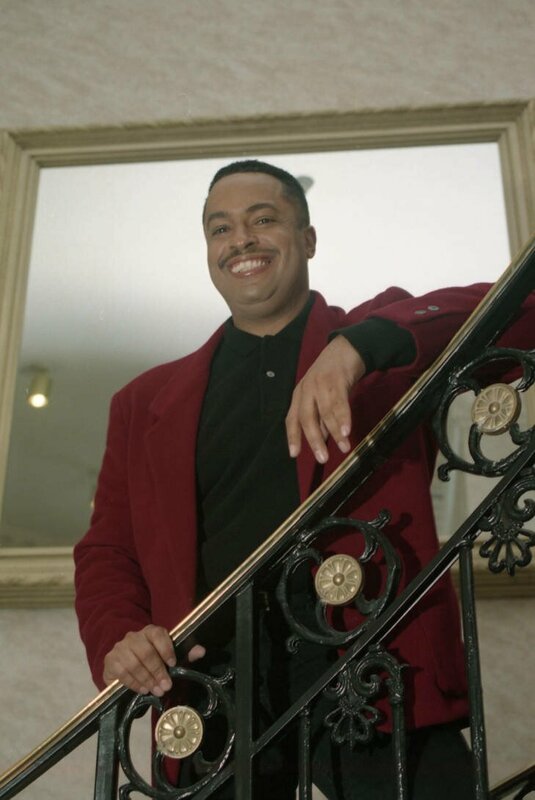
[196,293,415,590]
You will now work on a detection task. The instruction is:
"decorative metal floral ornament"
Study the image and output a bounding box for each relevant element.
[276,512,400,650]
[472,383,520,435]
[155,706,203,759]
[323,644,405,748]
[434,346,535,480]
[314,554,364,605]
[117,665,235,799]
[478,466,535,575]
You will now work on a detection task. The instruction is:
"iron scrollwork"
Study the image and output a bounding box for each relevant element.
[323,644,405,748]
[117,665,234,799]
[433,345,535,576]
[434,346,535,481]
[276,511,401,651]
[478,466,535,575]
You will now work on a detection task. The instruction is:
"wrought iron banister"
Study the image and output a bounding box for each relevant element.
[1,236,534,798]
[490,764,535,799]
[230,436,535,798]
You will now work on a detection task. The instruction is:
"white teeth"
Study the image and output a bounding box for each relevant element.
[229,258,269,274]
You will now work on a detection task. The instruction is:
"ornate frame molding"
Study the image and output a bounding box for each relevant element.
[0,548,74,607]
[0,102,534,606]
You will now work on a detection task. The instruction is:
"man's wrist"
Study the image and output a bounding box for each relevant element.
[329,317,416,374]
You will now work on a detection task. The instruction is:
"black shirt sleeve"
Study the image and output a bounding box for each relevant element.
[329,317,416,374]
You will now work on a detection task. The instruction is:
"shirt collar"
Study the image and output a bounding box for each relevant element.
[222,293,315,356]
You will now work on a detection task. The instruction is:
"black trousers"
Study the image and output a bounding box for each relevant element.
[180,597,473,799]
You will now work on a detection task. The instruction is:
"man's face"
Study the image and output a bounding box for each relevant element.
[203,172,316,334]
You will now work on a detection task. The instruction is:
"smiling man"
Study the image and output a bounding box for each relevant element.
[204,165,366,465]
[74,160,534,798]
[204,169,317,335]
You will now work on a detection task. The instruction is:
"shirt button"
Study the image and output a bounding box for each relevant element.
[427,305,439,311]
[266,370,276,378]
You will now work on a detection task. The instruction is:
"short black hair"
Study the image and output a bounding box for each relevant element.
[206,159,310,227]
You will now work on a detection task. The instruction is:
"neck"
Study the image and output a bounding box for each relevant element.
[231,293,311,337]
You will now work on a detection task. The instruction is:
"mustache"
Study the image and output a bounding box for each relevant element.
[219,247,276,271]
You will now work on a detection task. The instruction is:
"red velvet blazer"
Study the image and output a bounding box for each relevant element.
[74,285,534,730]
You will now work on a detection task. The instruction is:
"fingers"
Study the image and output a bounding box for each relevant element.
[286,337,365,463]
[288,376,351,463]
[187,644,207,662]
[286,383,303,459]
[103,626,207,697]
[103,624,177,697]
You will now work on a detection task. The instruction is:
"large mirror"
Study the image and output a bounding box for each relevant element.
[1,103,534,603]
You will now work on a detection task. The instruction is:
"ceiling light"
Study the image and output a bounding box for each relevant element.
[27,370,51,408]
[297,175,314,193]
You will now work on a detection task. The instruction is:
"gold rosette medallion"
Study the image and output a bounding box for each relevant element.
[155,705,204,759]
[472,383,520,435]
[314,554,364,606]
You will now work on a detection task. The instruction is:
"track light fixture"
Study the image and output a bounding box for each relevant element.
[27,369,51,408]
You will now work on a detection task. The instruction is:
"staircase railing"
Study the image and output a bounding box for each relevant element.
[490,765,535,799]
[1,238,534,799]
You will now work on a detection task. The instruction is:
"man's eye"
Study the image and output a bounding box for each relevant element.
[256,216,274,225]
[211,225,228,236]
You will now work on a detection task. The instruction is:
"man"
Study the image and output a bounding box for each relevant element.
[74,160,533,797]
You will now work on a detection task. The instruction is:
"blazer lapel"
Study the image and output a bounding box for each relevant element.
[144,328,224,603]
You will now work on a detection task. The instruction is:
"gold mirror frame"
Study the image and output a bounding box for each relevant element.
[1,101,534,606]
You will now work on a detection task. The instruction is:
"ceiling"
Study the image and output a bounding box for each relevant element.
[1,1,534,130]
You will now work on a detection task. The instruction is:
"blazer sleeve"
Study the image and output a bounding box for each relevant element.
[74,390,152,690]
[356,283,535,376]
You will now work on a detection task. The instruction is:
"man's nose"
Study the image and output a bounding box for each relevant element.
[230,225,257,251]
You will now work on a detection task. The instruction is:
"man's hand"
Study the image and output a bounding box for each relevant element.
[286,335,366,464]
[103,624,206,696]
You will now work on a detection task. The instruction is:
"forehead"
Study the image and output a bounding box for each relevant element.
[204,172,292,220]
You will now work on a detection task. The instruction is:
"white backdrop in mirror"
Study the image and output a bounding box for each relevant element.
[0,144,510,546]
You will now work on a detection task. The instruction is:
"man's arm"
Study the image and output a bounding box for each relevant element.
[286,283,535,463]
[74,392,203,695]
[286,315,415,463]
[286,334,366,463]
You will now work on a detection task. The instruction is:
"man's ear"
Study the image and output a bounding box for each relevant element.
[304,226,317,259]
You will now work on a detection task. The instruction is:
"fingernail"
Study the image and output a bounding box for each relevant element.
[341,425,350,437]
[139,686,148,695]
[160,678,172,692]
[166,657,176,667]
[314,449,327,464]
[289,444,298,458]
[152,686,164,697]
[338,440,350,453]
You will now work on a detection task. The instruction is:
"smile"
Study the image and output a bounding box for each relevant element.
[228,257,271,275]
